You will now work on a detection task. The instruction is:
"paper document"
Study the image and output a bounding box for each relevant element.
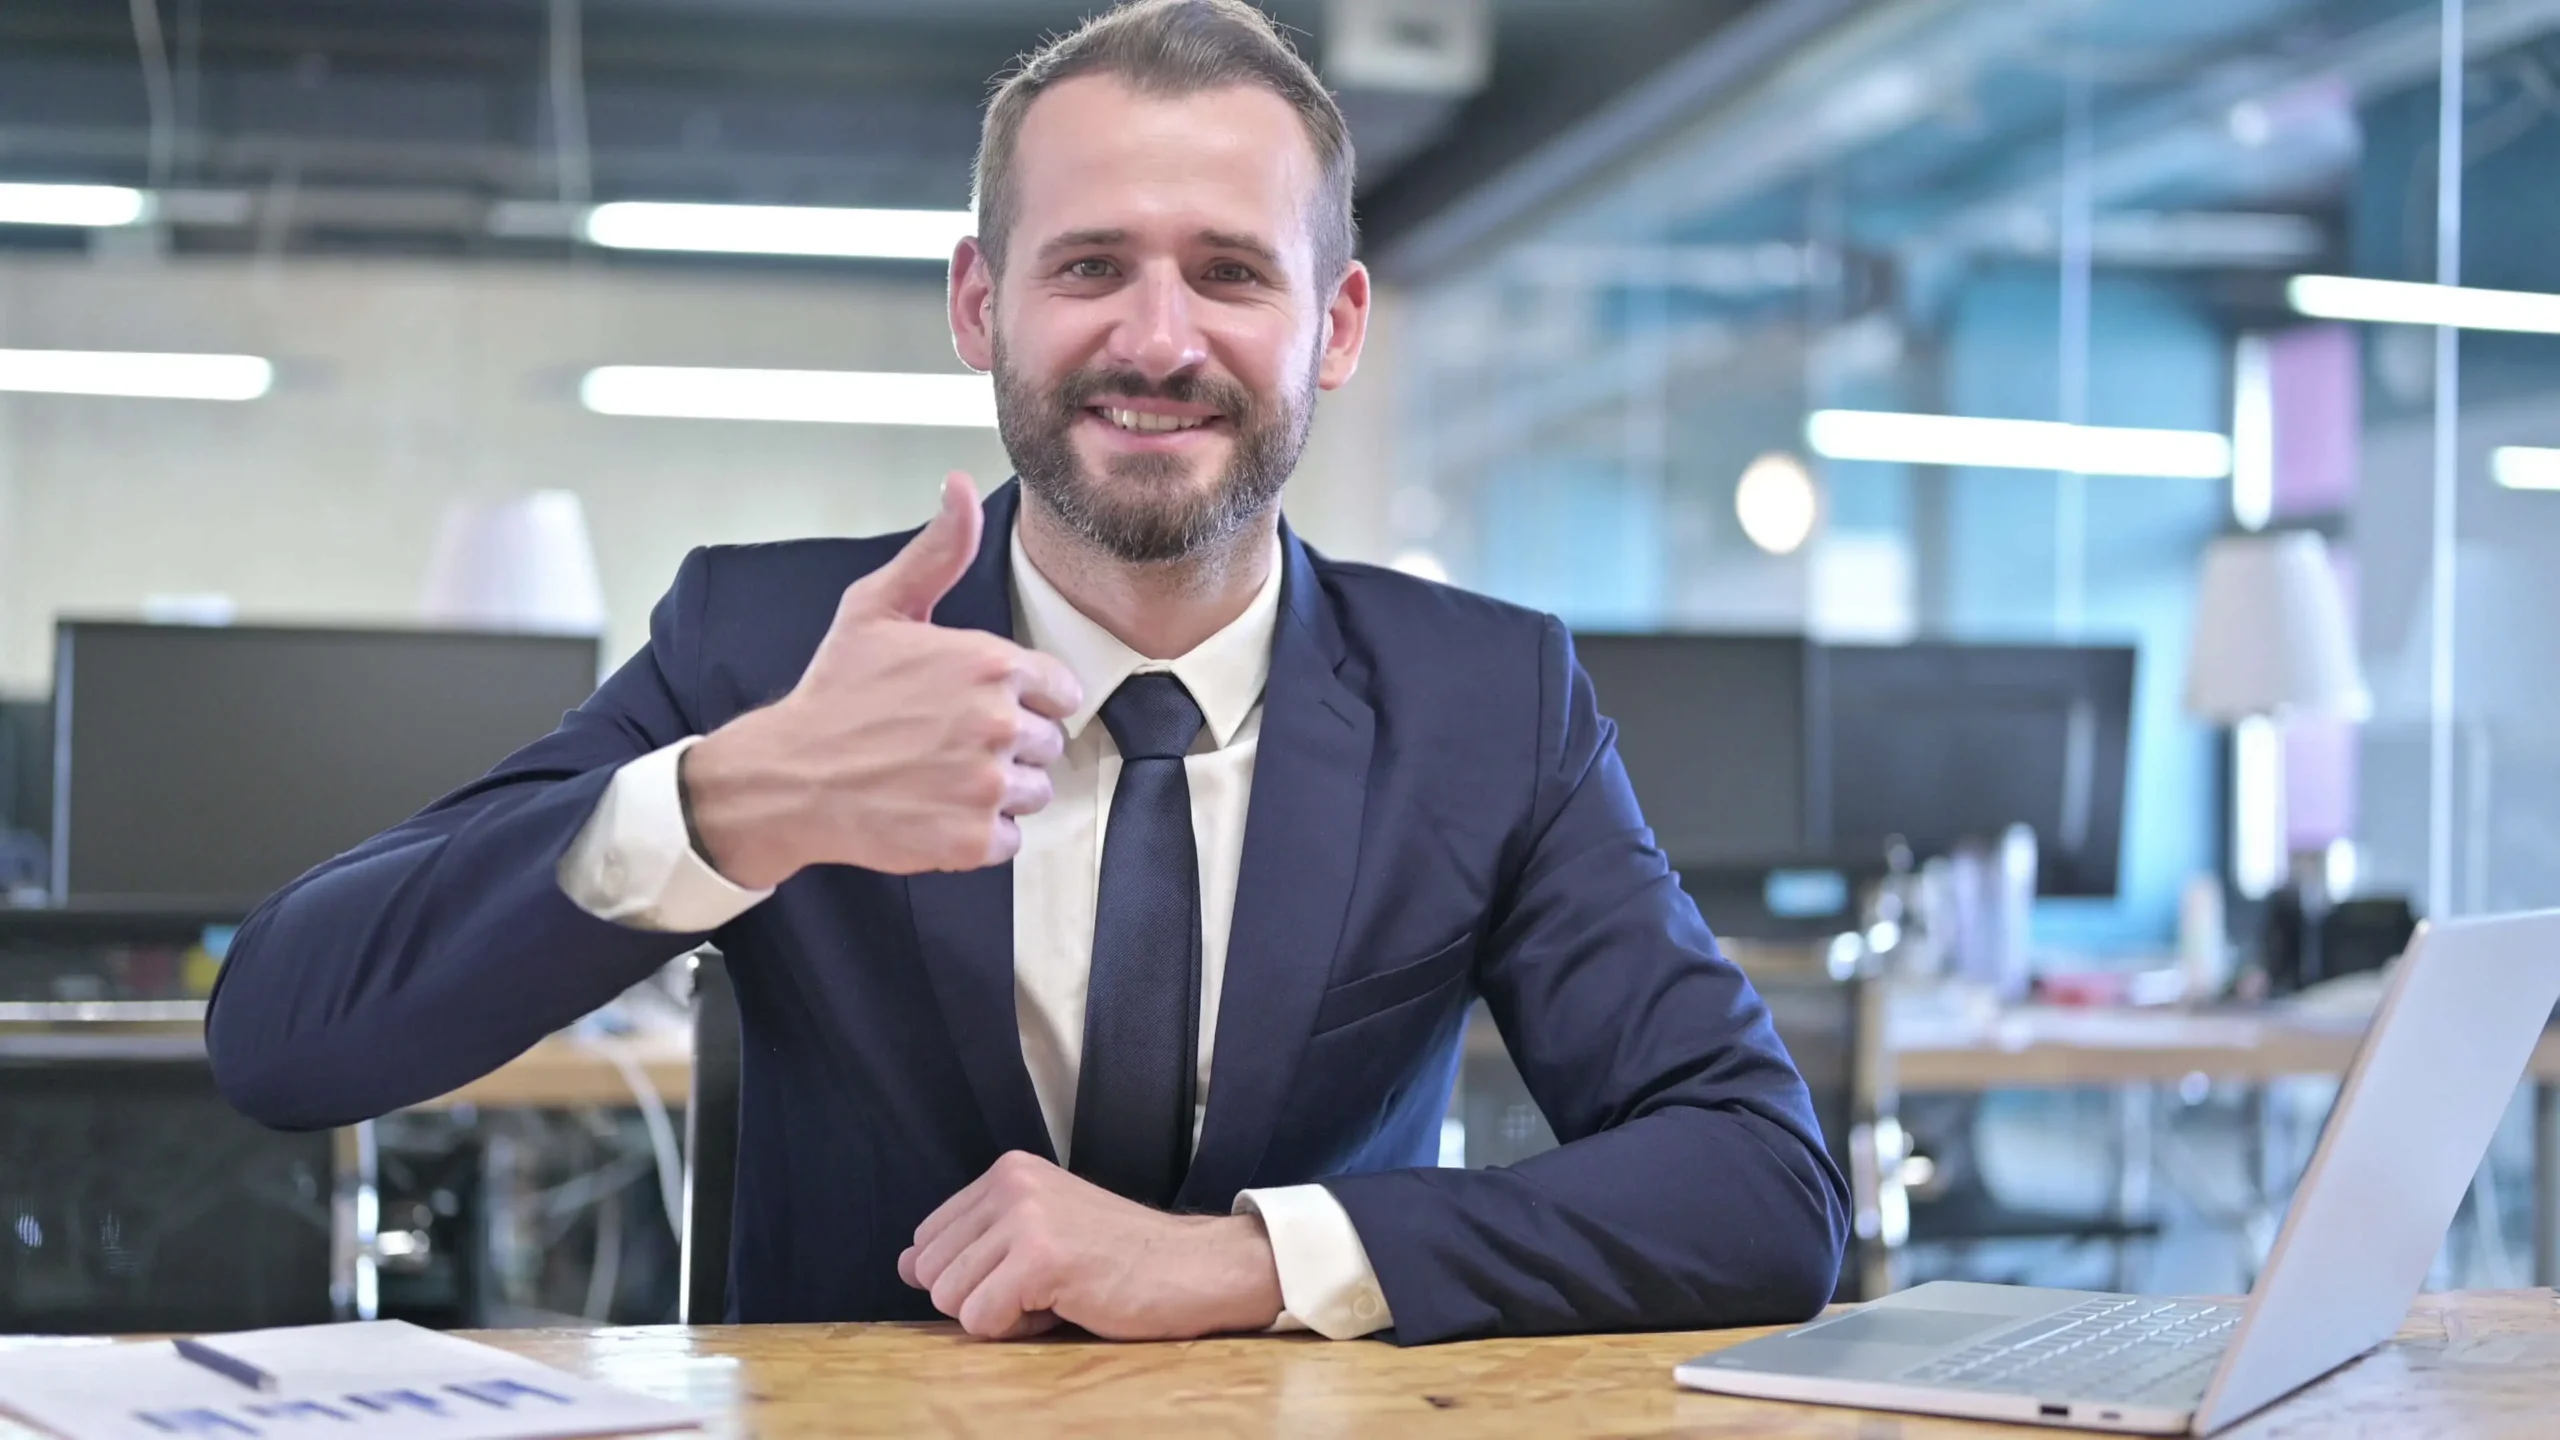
[0,1320,700,1440]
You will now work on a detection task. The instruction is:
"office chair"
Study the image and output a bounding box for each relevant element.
[1749,968,1906,1301]
[1452,967,1906,1302]
[0,1035,347,1332]
[680,949,741,1326]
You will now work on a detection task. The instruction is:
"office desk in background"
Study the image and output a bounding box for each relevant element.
[428,1002,2560,1104]
[24,999,2550,1109]
[6,1290,2528,1439]
[420,998,2560,1293]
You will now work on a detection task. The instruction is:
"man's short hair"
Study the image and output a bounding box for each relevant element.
[972,0,1358,287]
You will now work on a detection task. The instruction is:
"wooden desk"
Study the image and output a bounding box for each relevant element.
[406,1290,2557,1438]
[1892,1005,2560,1093]
[0,1006,695,1113]
[419,1030,694,1111]
[439,1004,2560,1108]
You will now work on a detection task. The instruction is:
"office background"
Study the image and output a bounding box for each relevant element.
[2,0,2556,1335]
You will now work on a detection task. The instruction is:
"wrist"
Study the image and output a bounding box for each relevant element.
[1200,1212,1286,1333]
[681,717,802,891]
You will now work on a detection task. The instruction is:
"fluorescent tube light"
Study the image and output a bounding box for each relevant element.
[1804,410,2233,479]
[2287,275,2560,335]
[580,367,997,427]
[2493,446,2560,491]
[0,183,152,227]
[0,349,272,400]
[583,203,974,260]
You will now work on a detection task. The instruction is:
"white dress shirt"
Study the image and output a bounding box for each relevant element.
[558,521,1393,1338]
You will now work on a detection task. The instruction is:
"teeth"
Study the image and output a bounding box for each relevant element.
[1105,408,1208,434]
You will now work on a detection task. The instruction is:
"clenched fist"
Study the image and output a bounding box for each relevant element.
[682,473,1083,886]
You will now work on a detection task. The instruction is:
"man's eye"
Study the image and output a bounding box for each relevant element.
[1066,257,1116,279]
[1206,263,1258,283]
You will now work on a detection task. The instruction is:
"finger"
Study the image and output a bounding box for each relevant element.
[1007,649,1084,722]
[1011,711,1066,768]
[909,1163,1002,1265]
[909,1192,1007,1292]
[843,472,983,623]
[974,814,1025,869]
[999,762,1054,819]
[956,1250,1054,1340]
[928,1226,1016,1325]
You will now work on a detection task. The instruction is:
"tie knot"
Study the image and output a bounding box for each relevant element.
[1100,672,1205,761]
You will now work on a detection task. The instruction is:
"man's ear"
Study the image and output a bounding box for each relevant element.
[950,236,996,372]
[1316,260,1372,392]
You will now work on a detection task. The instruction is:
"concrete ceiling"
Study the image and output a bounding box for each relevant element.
[0,0,1757,263]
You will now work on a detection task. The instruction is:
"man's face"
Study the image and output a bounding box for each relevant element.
[953,76,1367,564]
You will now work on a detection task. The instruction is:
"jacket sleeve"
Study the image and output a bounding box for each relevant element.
[1320,615,1851,1343]
[207,549,726,1129]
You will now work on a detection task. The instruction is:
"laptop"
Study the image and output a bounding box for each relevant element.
[1677,909,2560,1434]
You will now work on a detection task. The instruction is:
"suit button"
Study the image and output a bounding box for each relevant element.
[1353,1291,1382,1322]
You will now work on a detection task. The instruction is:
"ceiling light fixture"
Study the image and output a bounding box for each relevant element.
[1805,410,2233,479]
[1802,409,2242,476]
[582,202,974,260]
[0,349,271,400]
[0,183,152,228]
[2287,275,2560,334]
[2492,446,2560,491]
[579,367,997,427]
[1735,452,1821,555]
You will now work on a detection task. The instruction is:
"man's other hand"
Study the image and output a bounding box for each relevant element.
[898,1151,1286,1340]
[682,472,1083,886]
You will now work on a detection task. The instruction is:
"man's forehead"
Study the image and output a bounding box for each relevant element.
[1007,75,1320,252]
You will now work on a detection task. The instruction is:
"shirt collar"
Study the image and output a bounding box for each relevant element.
[1008,518,1283,750]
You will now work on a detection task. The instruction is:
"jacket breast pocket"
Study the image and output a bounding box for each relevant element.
[1309,933,1476,1035]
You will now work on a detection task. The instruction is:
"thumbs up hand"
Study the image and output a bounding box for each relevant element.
[682,473,1084,886]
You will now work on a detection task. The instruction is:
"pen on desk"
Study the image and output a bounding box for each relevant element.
[172,1337,278,1393]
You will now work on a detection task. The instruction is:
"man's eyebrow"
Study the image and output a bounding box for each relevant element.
[1198,230,1282,267]
[1030,226,1286,270]
[1035,228,1129,259]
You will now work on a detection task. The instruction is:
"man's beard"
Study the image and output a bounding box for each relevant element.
[994,337,1318,565]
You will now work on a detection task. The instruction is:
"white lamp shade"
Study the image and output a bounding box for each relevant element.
[421,490,608,635]
[2183,531,2370,722]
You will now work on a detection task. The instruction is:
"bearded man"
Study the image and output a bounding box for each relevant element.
[209,0,1846,1345]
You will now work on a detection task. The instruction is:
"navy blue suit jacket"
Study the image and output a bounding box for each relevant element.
[208,481,1847,1343]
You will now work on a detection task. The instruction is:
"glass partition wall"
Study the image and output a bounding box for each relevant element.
[1391,0,2555,1291]
[1393,0,2552,948]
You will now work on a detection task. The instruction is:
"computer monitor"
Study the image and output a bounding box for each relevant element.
[1568,633,1825,873]
[51,622,600,907]
[1820,642,2134,897]
[1,697,50,891]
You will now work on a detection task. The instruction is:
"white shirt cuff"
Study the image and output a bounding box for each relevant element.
[557,737,773,933]
[1235,1184,1392,1339]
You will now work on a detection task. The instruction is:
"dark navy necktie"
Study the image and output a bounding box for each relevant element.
[1067,672,1207,1209]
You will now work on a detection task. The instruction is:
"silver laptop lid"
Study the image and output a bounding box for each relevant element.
[2195,910,2560,1433]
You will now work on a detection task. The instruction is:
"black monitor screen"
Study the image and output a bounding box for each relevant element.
[53,623,599,906]
[1822,643,2134,897]
[1570,633,1820,872]
[1,697,50,882]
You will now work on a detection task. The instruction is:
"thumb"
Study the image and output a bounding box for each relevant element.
[850,472,983,623]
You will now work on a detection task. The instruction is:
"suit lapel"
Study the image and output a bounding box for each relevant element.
[1178,528,1373,1208]
[903,481,1056,1162]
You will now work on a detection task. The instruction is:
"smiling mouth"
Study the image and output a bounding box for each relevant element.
[1091,406,1220,435]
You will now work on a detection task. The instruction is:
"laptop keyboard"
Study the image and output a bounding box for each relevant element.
[1900,1297,2245,1405]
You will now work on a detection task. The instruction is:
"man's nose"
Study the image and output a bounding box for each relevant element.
[1104,263,1210,380]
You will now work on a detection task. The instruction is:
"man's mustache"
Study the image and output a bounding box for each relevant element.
[1055,368,1254,417]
